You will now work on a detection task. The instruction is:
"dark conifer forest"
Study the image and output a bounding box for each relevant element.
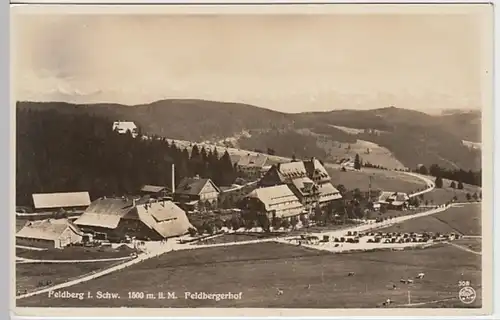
[16,109,236,206]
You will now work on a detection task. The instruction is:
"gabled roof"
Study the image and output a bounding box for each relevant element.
[303,158,331,181]
[317,183,342,203]
[378,192,409,204]
[237,154,268,167]
[290,177,317,196]
[141,185,170,193]
[136,201,194,238]
[16,218,81,241]
[137,201,185,222]
[276,162,308,179]
[247,185,303,211]
[74,197,144,229]
[32,192,91,210]
[175,177,220,195]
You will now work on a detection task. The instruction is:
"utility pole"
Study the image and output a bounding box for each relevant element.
[407,290,411,305]
[368,175,373,200]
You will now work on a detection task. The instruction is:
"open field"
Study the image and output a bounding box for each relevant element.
[17,241,481,308]
[327,167,427,193]
[317,138,405,170]
[421,186,480,205]
[16,245,138,260]
[378,203,481,236]
[16,261,121,294]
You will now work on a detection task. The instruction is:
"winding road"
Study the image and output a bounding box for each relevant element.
[15,169,447,301]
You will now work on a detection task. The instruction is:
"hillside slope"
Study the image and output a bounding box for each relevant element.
[17,100,481,170]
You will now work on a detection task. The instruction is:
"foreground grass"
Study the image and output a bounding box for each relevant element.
[378,203,481,236]
[16,246,138,260]
[16,261,123,294]
[17,242,481,308]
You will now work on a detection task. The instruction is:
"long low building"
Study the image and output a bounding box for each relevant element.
[16,218,83,249]
[31,191,91,213]
[74,197,194,241]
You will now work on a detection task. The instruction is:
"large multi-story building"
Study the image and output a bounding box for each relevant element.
[258,158,342,209]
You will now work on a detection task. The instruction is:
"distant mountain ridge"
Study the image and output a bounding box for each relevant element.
[17,99,482,171]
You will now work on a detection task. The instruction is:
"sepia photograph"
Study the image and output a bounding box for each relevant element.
[11,3,493,317]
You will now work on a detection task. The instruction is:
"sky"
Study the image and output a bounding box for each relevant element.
[13,9,491,114]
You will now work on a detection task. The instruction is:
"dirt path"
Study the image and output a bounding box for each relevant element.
[15,240,181,300]
[16,255,136,264]
[446,242,481,255]
[16,245,47,251]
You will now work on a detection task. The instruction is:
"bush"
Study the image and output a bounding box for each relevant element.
[281,219,291,229]
[188,227,197,237]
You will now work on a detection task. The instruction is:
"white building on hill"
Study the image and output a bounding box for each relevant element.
[112,121,138,138]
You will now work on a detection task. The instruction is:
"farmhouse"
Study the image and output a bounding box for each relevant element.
[74,197,193,241]
[112,121,138,138]
[16,218,83,249]
[174,176,220,211]
[240,185,305,220]
[378,191,410,210]
[236,154,269,180]
[140,185,171,199]
[32,192,91,213]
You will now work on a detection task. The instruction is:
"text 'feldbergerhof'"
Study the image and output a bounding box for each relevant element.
[184,292,243,301]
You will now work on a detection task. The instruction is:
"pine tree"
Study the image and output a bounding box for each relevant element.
[450,181,456,189]
[354,154,362,170]
[435,176,443,188]
[457,181,464,190]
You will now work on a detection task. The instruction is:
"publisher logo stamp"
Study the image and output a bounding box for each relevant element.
[458,286,476,304]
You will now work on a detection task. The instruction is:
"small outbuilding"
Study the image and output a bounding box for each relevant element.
[16,218,83,249]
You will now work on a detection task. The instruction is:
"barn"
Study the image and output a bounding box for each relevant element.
[16,218,83,249]
[31,192,91,213]
[74,197,194,242]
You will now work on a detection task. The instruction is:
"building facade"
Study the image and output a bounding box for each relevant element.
[258,158,342,209]
[174,176,220,210]
[16,218,83,249]
[236,154,269,180]
[240,185,305,221]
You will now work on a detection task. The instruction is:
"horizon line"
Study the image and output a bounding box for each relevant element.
[15,98,481,116]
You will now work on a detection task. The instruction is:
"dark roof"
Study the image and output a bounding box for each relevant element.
[175,177,220,195]
[141,185,170,193]
[303,158,330,181]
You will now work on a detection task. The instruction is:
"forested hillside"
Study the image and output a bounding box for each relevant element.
[16,109,237,206]
[17,100,482,171]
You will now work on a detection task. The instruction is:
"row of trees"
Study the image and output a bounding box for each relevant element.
[16,109,238,206]
[417,164,481,187]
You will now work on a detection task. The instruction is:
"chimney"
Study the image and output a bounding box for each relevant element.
[171,163,176,194]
